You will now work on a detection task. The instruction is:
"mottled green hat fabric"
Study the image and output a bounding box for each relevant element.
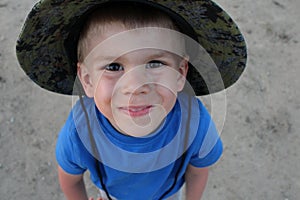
[16,0,247,96]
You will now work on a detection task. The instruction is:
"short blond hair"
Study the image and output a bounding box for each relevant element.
[77,2,180,62]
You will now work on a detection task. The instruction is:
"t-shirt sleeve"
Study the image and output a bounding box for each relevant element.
[189,101,223,168]
[56,111,87,175]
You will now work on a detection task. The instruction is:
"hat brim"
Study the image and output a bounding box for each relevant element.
[16,0,247,96]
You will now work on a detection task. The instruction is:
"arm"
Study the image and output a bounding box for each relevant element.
[58,166,89,200]
[185,164,209,200]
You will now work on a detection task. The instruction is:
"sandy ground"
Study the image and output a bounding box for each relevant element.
[1,0,300,199]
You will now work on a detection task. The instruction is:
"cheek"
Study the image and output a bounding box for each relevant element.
[93,77,116,114]
[157,86,178,112]
[154,72,180,94]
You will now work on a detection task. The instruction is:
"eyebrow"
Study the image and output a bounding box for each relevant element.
[87,49,180,65]
[100,50,170,58]
[146,51,169,58]
[146,50,182,60]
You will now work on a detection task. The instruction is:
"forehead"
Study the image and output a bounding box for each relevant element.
[84,24,186,64]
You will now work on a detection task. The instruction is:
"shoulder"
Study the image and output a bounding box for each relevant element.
[56,109,90,174]
[58,97,94,143]
[177,92,211,126]
[181,94,223,167]
[57,110,80,143]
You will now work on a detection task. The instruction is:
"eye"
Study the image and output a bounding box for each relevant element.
[145,60,165,69]
[105,63,124,71]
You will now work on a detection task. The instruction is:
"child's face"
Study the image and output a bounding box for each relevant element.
[78,23,188,137]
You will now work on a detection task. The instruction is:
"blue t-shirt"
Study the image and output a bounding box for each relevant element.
[56,93,223,199]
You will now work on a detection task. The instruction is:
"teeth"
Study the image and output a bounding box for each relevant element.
[129,107,145,112]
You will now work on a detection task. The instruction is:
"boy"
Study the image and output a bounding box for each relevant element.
[16,1,247,199]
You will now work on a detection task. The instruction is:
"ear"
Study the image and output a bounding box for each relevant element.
[177,57,189,92]
[77,62,94,97]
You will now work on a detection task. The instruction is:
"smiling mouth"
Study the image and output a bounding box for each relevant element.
[119,105,153,117]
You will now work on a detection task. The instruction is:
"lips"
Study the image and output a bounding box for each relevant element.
[119,105,153,117]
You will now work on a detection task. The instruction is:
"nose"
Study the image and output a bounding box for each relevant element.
[120,66,151,95]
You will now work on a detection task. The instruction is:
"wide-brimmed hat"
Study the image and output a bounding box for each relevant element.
[16,0,247,96]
